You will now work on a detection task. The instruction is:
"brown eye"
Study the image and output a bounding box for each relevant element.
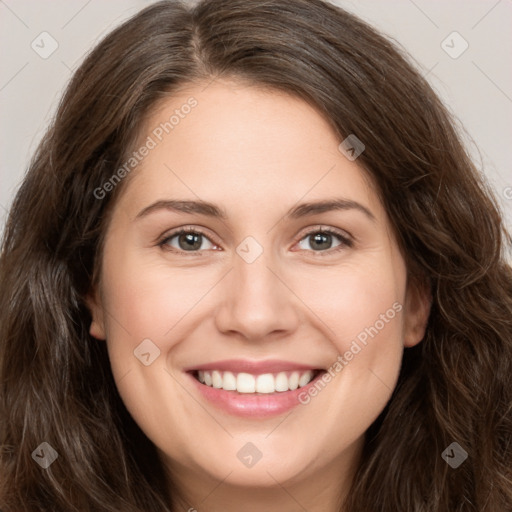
[297,228,353,253]
[159,228,217,253]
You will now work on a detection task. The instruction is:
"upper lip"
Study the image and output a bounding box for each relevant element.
[185,359,322,374]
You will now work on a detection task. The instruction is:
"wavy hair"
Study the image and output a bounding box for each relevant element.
[1,0,511,510]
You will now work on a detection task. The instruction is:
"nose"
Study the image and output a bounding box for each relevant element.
[214,246,300,342]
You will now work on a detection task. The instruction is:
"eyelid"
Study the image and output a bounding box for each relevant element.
[293,225,354,253]
[157,226,221,255]
[157,224,354,255]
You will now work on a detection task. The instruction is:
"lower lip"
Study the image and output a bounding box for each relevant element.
[187,371,326,418]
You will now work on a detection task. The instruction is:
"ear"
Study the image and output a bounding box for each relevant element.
[85,286,106,341]
[403,275,432,348]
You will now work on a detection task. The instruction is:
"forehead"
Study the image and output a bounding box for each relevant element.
[118,79,381,220]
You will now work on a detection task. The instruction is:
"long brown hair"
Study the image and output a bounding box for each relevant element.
[1,0,511,510]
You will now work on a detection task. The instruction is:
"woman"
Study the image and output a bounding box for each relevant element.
[1,0,511,510]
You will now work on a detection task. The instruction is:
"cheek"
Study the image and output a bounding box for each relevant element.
[98,255,211,460]
[291,256,406,420]
[101,252,218,347]
[295,255,405,349]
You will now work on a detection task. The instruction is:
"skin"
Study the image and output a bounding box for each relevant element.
[87,79,431,511]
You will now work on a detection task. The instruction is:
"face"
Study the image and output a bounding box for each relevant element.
[87,79,430,503]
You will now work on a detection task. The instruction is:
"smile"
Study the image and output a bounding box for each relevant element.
[185,359,327,418]
[195,369,319,393]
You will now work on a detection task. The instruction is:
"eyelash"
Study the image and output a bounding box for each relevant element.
[157,226,354,256]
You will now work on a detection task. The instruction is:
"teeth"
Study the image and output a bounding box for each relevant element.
[275,372,289,392]
[237,373,255,393]
[289,371,299,390]
[212,370,223,389]
[222,371,237,391]
[196,370,316,393]
[298,371,312,387]
[256,373,274,393]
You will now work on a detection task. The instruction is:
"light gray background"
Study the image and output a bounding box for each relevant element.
[1,0,511,244]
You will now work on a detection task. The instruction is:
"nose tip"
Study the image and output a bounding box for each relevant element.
[214,247,299,341]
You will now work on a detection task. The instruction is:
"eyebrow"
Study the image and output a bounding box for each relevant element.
[135,198,376,222]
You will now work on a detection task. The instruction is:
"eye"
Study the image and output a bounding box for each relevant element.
[158,227,219,254]
[296,227,353,254]
[158,226,353,256]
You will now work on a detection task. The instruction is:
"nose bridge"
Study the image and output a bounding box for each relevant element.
[214,238,298,339]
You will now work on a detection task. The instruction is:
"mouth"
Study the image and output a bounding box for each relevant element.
[190,369,323,394]
[185,362,328,418]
